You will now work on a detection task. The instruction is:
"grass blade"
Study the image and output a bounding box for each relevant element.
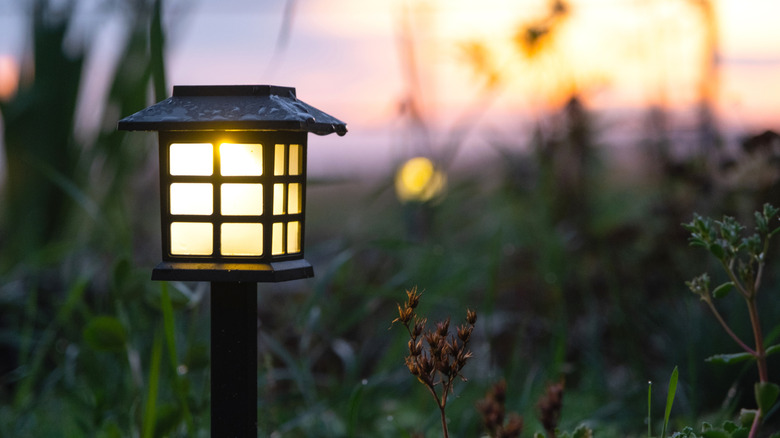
[647,380,652,438]
[661,366,678,437]
[142,330,163,438]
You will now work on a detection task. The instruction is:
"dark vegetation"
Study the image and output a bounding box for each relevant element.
[2,0,780,436]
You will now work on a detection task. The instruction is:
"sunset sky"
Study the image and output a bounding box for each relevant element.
[1,0,779,177]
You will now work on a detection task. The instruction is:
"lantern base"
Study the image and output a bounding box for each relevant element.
[151,259,313,283]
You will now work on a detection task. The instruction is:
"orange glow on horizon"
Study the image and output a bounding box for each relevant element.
[305,0,780,129]
[0,55,19,101]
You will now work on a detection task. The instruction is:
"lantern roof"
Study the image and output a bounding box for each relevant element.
[118,85,347,136]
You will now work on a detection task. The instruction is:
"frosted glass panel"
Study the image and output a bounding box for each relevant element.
[220,143,263,176]
[289,144,301,175]
[221,223,263,256]
[287,221,301,253]
[170,183,213,215]
[221,184,263,216]
[274,144,285,176]
[272,222,284,255]
[170,143,213,176]
[273,183,285,215]
[288,183,301,214]
[170,222,212,255]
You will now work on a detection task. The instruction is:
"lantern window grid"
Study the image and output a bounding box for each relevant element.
[158,131,307,263]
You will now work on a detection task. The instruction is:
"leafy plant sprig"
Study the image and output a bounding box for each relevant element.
[683,203,780,437]
[392,286,477,438]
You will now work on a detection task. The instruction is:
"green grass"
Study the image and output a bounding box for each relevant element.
[3,2,780,437]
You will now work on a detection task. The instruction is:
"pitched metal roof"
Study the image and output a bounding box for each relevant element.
[118,85,347,136]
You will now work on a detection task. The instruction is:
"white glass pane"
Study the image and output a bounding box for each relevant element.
[274,144,286,176]
[221,223,263,256]
[273,183,285,215]
[288,183,301,214]
[170,143,213,176]
[272,222,284,255]
[289,144,301,175]
[220,143,263,176]
[287,221,301,253]
[221,184,262,216]
[170,222,212,255]
[170,183,213,215]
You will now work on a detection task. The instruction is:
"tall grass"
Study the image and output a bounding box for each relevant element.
[2,1,780,437]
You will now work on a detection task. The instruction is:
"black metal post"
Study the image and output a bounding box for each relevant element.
[211,281,258,437]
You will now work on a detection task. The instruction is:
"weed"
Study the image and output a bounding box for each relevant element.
[477,380,524,438]
[683,204,780,437]
[392,286,477,438]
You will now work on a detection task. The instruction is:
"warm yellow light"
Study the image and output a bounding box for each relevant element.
[288,183,301,214]
[272,222,284,255]
[220,143,263,176]
[170,222,213,255]
[287,221,301,253]
[395,157,446,203]
[170,143,213,176]
[273,183,285,215]
[274,144,286,176]
[170,183,213,215]
[221,223,263,256]
[221,183,263,216]
[289,144,302,175]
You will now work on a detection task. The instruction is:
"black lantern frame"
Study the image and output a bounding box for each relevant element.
[118,85,346,282]
[119,84,346,436]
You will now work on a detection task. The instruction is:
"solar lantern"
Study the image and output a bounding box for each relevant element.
[118,85,346,436]
[119,85,346,282]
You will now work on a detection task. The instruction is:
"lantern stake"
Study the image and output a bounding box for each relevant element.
[210,281,258,436]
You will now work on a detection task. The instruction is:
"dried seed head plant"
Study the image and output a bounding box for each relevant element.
[392,286,477,438]
[477,380,524,438]
[537,380,565,438]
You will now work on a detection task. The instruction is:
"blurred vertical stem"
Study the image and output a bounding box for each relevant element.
[0,0,84,271]
[160,282,194,431]
[717,256,769,383]
[142,330,163,438]
[150,0,167,102]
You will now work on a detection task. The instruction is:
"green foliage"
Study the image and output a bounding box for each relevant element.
[666,419,761,438]
[4,2,780,437]
[662,367,679,438]
[532,424,593,438]
[754,382,780,416]
[683,204,780,436]
[0,1,212,436]
[83,316,128,352]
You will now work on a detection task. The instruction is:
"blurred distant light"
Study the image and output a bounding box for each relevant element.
[395,156,446,203]
[0,55,19,101]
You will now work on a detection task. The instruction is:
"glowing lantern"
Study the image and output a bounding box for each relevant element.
[118,85,347,282]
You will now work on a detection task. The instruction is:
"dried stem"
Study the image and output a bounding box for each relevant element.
[392,287,476,437]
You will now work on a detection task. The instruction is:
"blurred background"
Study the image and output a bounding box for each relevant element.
[1,0,780,436]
